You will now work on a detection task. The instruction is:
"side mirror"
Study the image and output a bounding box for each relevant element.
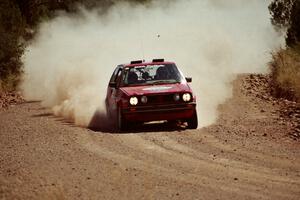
[185,77,192,83]
[109,82,117,88]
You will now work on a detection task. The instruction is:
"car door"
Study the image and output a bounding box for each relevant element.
[107,66,123,115]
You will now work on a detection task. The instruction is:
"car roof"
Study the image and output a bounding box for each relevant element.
[122,61,175,68]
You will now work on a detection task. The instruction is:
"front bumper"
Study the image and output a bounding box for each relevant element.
[122,103,196,122]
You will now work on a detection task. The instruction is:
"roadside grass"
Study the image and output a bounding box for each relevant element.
[269,44,300,102]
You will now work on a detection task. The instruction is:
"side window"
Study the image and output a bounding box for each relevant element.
[109,66,121,83]
[115,69,123,87]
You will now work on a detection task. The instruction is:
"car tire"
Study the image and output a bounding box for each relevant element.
[187,111,198,129]
[117,107,127,132]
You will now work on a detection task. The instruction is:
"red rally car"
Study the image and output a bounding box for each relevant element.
[105,59,198,131]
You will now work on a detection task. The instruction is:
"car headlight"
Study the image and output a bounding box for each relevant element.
[173,94,180,101]
[182,93,191,102]
[129,97,138,105]
[141,96,148,104]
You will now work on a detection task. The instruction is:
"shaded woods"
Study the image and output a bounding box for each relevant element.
[0,0,150,91]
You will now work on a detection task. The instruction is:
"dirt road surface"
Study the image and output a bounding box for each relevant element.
[1,75,300,200]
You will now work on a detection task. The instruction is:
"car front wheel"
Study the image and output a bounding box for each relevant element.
[187,111,198,129]
[117,107,127,132]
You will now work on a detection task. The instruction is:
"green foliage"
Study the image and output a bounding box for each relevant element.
[269,0,294,28]
[0,0,25,91]
[269,0,300,46]
[287,0,300,45]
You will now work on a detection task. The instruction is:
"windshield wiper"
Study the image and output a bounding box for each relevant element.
[152,80,178,85]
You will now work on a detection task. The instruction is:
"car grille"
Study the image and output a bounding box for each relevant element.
[145,94,176,105]
[123,102,196,114]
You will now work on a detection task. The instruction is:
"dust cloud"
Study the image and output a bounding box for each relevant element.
[21,0,284,128]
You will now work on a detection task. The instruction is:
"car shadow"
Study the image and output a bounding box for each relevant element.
[88,110,186,134]
[30,108,186,134]
[121,122,186,134]
[88,110,116,133]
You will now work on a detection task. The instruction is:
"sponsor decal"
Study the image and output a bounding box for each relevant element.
[142,86,172,91]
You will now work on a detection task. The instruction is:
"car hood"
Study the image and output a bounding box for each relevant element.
[120,83,191,96]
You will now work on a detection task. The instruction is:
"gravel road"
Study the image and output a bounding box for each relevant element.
[1,75,300,200]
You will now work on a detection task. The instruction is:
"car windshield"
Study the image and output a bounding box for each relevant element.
[123,64,183,86]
